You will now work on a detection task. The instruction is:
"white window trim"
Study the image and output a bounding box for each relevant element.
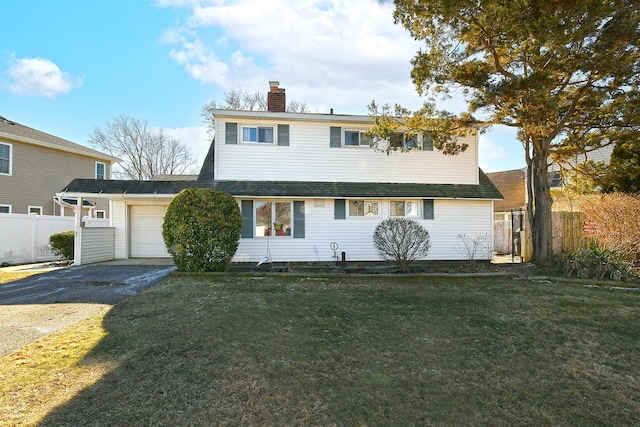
[241,125,276,144]
[28,206,43,215]
[0,204,11,214]
[347,199,380,218]
[344,129,372,148]
[389,200,421,217]
[0,142,12,176]
[95,161,106,179]
[94,210,106,219]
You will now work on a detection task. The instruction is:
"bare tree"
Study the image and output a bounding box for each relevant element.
[89,114,197,180]
[201,88,309,134]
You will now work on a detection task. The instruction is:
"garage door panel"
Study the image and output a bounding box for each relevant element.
[130,205,170,258]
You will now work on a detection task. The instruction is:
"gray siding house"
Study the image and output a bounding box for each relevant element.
[0,116,119,216]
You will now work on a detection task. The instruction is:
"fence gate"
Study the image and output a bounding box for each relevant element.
[511,209,525,262]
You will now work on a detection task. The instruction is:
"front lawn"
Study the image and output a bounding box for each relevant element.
[7,275,640,426]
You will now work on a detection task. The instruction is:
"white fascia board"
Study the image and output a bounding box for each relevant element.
[210,109,374,125]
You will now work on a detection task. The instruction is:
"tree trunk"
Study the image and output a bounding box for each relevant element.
[529,152,554,265]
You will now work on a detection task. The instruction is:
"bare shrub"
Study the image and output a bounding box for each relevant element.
[581,193,640,266]
[454,232,493,261]
[373,218,431,273]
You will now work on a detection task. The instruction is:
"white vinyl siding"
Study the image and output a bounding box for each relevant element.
[78,227,115,264]
[216,120,478,185]
[233,198,493,263]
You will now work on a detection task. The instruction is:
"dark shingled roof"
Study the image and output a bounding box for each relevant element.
[197,137,215,181]
[61,170,503,200]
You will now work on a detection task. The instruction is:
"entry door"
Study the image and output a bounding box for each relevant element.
[130,205,170,257]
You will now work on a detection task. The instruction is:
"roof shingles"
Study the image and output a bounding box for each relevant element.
[61,170,502,200]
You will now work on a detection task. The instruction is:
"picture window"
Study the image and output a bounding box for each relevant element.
[255,201,292,236]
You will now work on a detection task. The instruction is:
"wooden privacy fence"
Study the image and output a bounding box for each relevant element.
[494,211,585,261]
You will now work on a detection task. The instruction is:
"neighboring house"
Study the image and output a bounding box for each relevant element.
[487,169,526,221]
[0,116,119,217]
[59,82,502,265]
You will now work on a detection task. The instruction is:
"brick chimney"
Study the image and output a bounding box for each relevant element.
[267,81,286,112]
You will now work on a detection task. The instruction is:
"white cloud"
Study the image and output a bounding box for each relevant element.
[4,57,83,98]
[479,134,508,172]
[159,0,426,113]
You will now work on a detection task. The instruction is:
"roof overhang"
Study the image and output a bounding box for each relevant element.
[0,131,121,163]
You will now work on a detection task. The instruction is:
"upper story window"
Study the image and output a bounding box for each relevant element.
[0,142,12,175]
[242,126,274,144]
[0,204,11,214]
[390,201,420,217]
[344,130,373,147]
[349,200,379,217]
[96,162,106,180]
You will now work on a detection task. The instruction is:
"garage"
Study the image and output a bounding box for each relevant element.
[130,205,171,258]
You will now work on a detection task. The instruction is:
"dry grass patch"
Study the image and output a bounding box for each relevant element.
[23,276,640,426]
[0,271,39,285]
[0,309,114,427]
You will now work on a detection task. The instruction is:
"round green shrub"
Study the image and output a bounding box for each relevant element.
[49,230,74,260]
[162,188,242,272]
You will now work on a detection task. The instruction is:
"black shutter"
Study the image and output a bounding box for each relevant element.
[293,201,305,238]
[423,199,434,220]
[330,126,342,148]
[278,124,290,146]
[241,200,253,237]
[334,199,346,219]
[226,122,238,144]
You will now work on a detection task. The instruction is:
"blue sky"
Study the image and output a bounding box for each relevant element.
[0,0,524,173]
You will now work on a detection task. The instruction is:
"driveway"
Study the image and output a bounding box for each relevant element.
[0,260,175,357]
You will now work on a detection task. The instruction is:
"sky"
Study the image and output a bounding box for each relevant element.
[0,0,525,173]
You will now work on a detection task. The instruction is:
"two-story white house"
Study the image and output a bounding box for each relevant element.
[59,82,502,265]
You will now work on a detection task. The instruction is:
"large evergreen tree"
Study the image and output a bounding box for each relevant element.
[370,0,640,264]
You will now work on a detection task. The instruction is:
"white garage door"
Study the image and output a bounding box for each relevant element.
[130,205,171,258]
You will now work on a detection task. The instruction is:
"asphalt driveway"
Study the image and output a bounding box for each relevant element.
[0,261,176,357]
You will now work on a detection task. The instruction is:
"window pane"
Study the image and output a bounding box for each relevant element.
[258,127,273,143]
[243,127,257,142]
[0,206,10,213]
[29,207,42,215]
[96,163,105,179]
[364,201,378,216]
[406,201,419,216]
[345,131,359,146]
[273,202,291,236]
[255,201,273,236]
[390,201,405,216]
[0,144,9,174]
[361,133,373,147]
[349,200,364,216]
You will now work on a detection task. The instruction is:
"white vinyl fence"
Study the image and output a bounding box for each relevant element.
[0,213,74,264]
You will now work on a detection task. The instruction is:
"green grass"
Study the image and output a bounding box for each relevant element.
[8,275,640,426]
